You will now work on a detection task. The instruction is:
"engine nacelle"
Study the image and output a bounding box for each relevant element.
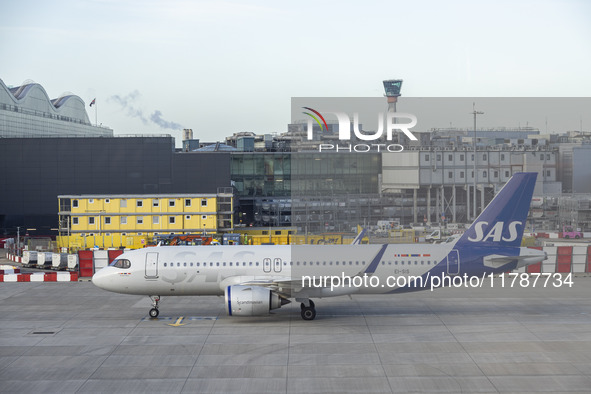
[224,285,289,316]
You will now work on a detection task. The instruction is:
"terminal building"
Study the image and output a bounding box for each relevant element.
[0,79,112,138]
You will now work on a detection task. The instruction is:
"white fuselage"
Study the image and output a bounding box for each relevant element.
[92,243,455,297]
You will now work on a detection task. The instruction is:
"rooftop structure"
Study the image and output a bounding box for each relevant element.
[0,78,113,138]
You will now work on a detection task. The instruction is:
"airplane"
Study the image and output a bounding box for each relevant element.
[92,172,547,320]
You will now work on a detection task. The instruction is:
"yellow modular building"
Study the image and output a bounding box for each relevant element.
[58,192,233,249]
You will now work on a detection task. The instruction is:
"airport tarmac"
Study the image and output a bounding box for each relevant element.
[1,272,591,393]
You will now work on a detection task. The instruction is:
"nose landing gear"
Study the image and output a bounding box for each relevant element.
[149,295,160,318]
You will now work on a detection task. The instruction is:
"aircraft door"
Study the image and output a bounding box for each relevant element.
[447,250,460,275]
[273,258,282,272]
[263,258,271,273]
[145,252,159,279]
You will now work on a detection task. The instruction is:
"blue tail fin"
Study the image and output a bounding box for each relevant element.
[456,172,537,248]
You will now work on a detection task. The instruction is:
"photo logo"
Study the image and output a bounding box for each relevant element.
[302,107,328,132]
[302,107,418,142]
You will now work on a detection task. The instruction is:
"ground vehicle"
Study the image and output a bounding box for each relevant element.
[425,228,450,243]
[562,226,583,239]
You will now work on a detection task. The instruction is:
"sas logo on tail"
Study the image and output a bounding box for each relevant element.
[468,221,522,242]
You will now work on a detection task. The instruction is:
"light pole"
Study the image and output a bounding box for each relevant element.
[16,226,21,255]
[471,103,484,220]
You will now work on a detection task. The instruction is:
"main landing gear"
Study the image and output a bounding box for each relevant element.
[149,295,160,318]
[300,299,316,320]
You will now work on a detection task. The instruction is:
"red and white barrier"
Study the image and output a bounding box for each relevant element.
[6,253,22,263]
[0,272,79,282]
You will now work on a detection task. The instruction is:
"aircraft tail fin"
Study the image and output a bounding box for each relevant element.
[456,172,537,248]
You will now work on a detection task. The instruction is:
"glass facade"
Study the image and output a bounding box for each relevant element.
[231,153,291,197]
[231,152,380,198]
[231,152,382,230]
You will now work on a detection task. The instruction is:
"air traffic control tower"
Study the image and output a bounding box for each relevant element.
[383,79,403,112]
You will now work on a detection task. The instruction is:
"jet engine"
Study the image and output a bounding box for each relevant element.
[224,285,290,316]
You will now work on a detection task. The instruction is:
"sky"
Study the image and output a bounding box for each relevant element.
[1,0,590,145]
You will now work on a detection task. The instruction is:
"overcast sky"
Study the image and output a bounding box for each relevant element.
[2,0,590,144]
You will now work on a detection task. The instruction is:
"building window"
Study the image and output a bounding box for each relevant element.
[448,171,453,179]
[483,154,487,161]
[105,199,110,204]
[425,154,430,161]
[72,199,78,208]
[153,216,159,224]
[105,217,111,225]
[169,216,176,224]
[120,199,127,208]
[186,215,191,220]
[459,154,464,161]
[494,171,498,178]
[153,199,159,207]
[505,171,510,177]
[202,215,207,220]
[501,154,505,161]
[89,199,94,204]
[471,154,474,161]
[137,217,143,224]
[547,154,550,160]
[436,154,441,161]
[72,217,79,225]
[137,200,143,207]
[121,217,127,225]
[547,170,551,177]
[483,170,487,177]
[448,154,452,161]
[89,217,95,225]
[471,171,474,178]
[201,199,207,207]
[169,199,175,207]
[460,171,464,178]
[185,199,191,207]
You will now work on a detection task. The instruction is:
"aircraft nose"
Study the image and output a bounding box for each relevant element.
[91,269,107,289]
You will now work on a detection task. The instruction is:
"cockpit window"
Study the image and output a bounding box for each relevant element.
[110,259,131,269]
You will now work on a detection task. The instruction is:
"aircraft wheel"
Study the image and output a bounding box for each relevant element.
[149,308,159,318]
[300,306,316,320]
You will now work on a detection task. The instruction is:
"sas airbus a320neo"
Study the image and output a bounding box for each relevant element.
[93,172,546,320]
